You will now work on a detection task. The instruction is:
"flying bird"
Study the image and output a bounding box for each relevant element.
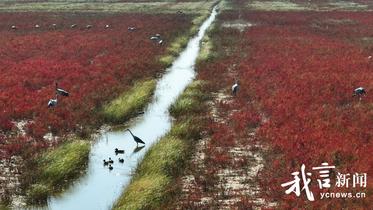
[128,26,136,31]
[126,129,145,146]
[55,83,69,97]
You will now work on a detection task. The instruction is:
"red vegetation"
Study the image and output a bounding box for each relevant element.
[0,12,191,157]
[198,11,372,209]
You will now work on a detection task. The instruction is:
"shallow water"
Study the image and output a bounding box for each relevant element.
[25,5,218,210]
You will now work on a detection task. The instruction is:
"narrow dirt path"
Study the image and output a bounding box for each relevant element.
[176,64,270,209]
[0,156,23,206]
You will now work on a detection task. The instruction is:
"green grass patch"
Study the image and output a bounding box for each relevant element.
[102,79,156,124]
[198,34,214,61]
[25,140,90,204]
[170,80,206,117]
[136,135,188,178]
[113,174,170,210]
[248,0,309,11]
[0,204,9,210]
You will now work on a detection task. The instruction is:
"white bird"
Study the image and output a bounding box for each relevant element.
[158,39,164,45]
[11,25,17,30]
[232,80,239,95]
[105,24,111,29]
[128,26,136,31]
[86,25,92,29]
[368,56,372,60]
[48,95,58,108]
[35,24,40,29]
[71,24,77,28]
[51,24,57,29]
[150,34,161,41]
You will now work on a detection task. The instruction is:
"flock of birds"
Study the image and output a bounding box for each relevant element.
[11,24,111,30]
[103,129,145,171]
[10,23,165,45]
[231,80,367,99]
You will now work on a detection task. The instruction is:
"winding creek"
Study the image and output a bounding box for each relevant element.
[26,5,218,210]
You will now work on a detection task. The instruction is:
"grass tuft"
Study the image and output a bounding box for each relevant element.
[113,174,169,210]
[102,79,156,124]
[25,140,90,204]
[136,136,187,178]
[170,80,206,117]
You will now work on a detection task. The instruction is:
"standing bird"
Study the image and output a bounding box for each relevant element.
[11,25,17,30]
[105,24,111,29]
[232,80,239,96]
[48,94,58,108]
[86,25,92,29]
[55,83,69,97]
[35,24,40,29]
[71,24,78,29]
[126,129,145,146]
[353,87,366,99]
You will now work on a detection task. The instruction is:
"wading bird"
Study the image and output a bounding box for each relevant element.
[126,129,145,146]
[48,95,58,108]
[55,83,69,97]
[232,80,239,96]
